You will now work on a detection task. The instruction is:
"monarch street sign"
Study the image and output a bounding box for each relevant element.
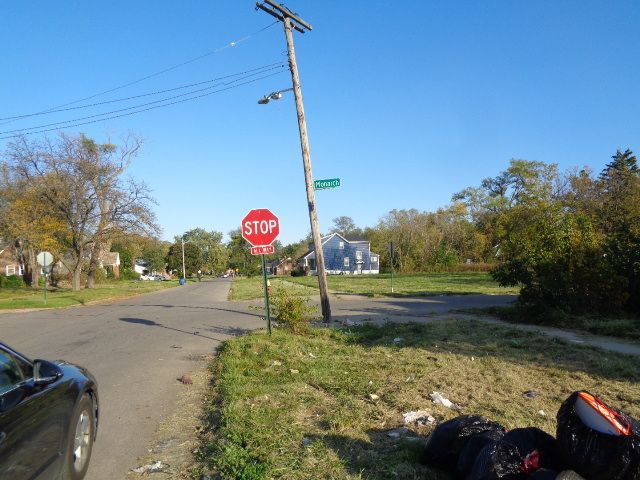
[314,178,340,190]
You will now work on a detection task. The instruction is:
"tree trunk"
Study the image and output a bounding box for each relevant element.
[28,247,40,289]
[72,266,82,291]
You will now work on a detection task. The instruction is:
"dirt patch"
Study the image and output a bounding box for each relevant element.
[127,357,212,479]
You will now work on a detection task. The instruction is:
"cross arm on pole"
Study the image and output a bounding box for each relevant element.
[255,2,310,33]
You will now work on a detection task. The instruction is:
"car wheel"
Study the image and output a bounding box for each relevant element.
[63,394,95,480]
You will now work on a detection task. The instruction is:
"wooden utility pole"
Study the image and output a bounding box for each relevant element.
[256,1,331,322]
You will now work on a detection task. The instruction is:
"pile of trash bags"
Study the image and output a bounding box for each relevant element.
[422,390,640,479]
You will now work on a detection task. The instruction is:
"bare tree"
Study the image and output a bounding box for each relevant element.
[3,133,159,291]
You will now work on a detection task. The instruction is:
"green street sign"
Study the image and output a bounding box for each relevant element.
[314,178,340,190]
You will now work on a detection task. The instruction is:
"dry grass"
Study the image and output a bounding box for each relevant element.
[194,320,640,479]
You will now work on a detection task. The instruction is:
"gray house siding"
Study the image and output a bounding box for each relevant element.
[300,234,379,275]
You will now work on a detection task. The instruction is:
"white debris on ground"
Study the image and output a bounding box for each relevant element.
[387,427,410,439]
[430,392,462,411]
[403,410,436,426]
[132,460,166,473]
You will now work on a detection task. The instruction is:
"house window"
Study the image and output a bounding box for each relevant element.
[355,250,363,260]
[6,265,15,276]
[371,256,378,263]
[339,241,344,250]
[343,257,349,267]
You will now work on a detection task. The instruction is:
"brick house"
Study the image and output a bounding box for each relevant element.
[0,244,24,277]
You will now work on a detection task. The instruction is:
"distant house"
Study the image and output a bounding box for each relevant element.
[267,258,296,276]
[298,233,379,275]
[134,259,150,275]
[0,244,23,277]
[99,251,121,279]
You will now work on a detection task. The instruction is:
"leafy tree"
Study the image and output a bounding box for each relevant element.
[166,241,203,277]
[226,229,260,276]
[2,134,158,291]
[330,216,364,239]
[181,228,227,275]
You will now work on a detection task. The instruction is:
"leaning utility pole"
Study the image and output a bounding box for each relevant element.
[256,0,332,322]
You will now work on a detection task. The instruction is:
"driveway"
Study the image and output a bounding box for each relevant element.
[0,279,263,480]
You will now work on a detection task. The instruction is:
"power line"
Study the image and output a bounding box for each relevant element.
[0,61,286,121]
[0,70,285,140]
[0,64,286,135]
[0,21,279,127]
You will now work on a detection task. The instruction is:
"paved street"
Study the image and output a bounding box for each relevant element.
[0,279,264,480]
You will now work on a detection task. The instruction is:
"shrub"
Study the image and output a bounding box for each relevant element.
[0,275,25,288]
[270,287,317,334]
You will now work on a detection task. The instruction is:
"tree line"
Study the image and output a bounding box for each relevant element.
[3,133,637,316]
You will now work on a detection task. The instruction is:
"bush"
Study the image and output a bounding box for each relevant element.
[119,270,140,280]
[270,287,317,334]
[0,275,25,288]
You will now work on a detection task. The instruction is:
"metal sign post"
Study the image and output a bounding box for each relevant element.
[36,251,53,305]
[261,254,272,335]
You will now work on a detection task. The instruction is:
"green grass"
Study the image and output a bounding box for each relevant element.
[229,277,317,301]
[230,273,519,300]
[474,305,640,341]
[194,320,640,479]
[0,279,179,309]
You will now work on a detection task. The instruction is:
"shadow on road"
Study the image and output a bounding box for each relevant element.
[119,317,236,342]
[114,303,262,318]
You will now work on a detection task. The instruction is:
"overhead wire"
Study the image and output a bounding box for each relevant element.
[0,61,286,121]
[0,64,286,136]
[0,69,286,140]
[0,21,280,127]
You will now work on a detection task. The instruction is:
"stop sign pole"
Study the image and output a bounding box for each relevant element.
[241,209,280,335]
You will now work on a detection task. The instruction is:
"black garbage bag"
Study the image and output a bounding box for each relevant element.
[456,428,506,477]
[528,469,560,480]
[422,415,506,470]
[556,391,640,480]
[467,428,562,480]
[467,440,525,479]
[503,428,562,471]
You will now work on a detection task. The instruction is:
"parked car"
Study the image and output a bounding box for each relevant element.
[0,342,99,479]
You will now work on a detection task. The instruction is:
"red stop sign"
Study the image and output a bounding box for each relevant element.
[241,209,280,247]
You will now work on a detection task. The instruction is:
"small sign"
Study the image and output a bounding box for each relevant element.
[36,251,53,267]
[314,178,340,190]
[251,245,275,255]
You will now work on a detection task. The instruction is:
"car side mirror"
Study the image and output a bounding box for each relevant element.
[33,359,63,386]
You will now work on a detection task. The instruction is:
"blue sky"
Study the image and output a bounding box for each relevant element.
[1,1,638,245]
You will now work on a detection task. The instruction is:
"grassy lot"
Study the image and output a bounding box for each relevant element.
[229,277,317,301]
[194,320,640,479]
[0,280,179,309]
[473,305,640,341]
[230,273,519,300]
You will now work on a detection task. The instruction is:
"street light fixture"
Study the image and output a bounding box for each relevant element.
[257,88,292,104]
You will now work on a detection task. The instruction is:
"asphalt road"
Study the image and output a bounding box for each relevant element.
[0,279,264,480]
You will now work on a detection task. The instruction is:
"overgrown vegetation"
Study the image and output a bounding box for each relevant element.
[270,287,318,333]
[194,321,640,479]
[455,152,640,316]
